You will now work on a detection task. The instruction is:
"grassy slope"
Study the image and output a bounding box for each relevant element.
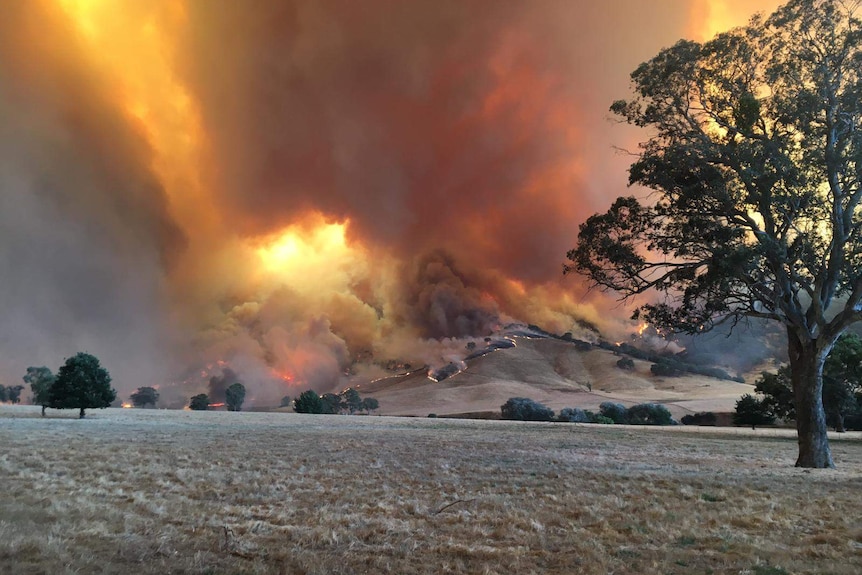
[1,406,860,574]
[361,338,756,417]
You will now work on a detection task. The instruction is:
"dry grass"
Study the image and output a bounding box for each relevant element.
[1,406,861,574]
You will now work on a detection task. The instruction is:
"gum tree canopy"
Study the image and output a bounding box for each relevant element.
[567,0,862,468]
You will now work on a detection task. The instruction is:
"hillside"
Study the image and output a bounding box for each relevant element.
[359,337,756,418]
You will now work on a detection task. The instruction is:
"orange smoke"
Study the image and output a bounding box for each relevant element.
[0,0,779,403]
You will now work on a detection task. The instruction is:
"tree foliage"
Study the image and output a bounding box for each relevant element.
[567,0,862,467]
[130,386,159,408]
[733,394,776,428]
[626,403,674,425]
[500,397,555,422]
[225,383,246,412]
[293,390,325,414]
[24,366,55,415]
[48,353,116,418]
[189,394,209,411]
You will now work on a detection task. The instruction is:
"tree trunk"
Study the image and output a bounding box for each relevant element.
[41,405,46,417]
[787,330,834,468]
[79,407,85,419]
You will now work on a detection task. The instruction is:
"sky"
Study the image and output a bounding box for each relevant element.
[0,0,782,405]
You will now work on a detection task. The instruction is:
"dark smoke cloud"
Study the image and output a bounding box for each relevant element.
[180,0,696,283]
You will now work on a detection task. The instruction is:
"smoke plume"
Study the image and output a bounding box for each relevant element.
[0,0,781,405]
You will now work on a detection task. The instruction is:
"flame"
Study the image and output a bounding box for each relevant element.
[689,1,782,41]
[637,323,649,336]
[121,402,133,409]
[208,402,225,408]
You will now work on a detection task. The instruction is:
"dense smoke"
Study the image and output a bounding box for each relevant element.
[0,0,781,405]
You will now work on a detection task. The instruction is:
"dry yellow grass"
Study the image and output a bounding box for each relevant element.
[1,405,861,574]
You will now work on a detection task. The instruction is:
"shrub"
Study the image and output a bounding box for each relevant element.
[225,383,246,412]
[599,402,628,424]
[680,411,717,426]
[558,407,590,423]
[616,357,635,370]
[593,415,615,424]
[626,403,673,425]
[501,397,555,422]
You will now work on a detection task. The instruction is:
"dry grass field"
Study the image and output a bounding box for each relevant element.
[1,406,861,575]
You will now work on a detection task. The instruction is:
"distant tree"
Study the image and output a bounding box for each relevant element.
[340,387,363,414]
[558,407,590,423]
[23,366,55,416]
[500,397,554,422]
[225,383,246,412]
[626,403,673,425]
[754,368,796,421]
[0,386,6,403]
[293,390,324,414]
[130,386,159,408]
[320,393,343,414]
[361,397,379,414]
[616,357,635,371]
[733,394,775,428]
[189,394,209,411]
[279,395,292,408]
[599,402,628,424]
[5,385,24,404]
[48,353,116,418]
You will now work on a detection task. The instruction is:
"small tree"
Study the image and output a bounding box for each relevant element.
[500,397,555,421]
[0,386,6,403]
[130,386,159,408]
[225,383,246,412]
[361,397,379,414]
[23,366,54,416]
[49,353,116,419]
[681,412,717,426]
[616,357,635,371]
[558,407,590,423]
[4,385,24,404]
[733,394,776,428]
[340,387,362,414]
[189,394,209,411]
[293,390,324,414]
[279,395,292,408]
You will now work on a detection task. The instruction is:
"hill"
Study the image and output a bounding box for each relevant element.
[359,337,755,418]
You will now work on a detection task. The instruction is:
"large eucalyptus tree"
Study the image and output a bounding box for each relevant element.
[568,0,862,467]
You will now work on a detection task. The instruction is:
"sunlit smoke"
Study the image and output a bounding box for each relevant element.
[0,1,781,404]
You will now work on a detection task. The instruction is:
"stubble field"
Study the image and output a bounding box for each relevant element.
[0,406,860,574]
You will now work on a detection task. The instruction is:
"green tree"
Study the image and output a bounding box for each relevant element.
[4,385,24,404]
[733,394,776,428]
[225,383,246,412]
[293,390,324,414]
[361,397,379,414]
[189,393,209,411]
[48,353,116,419]
[320,393,343,414]
[567,0,862,467]
[340,387,362,414]
[500,397,554,422]
[129,386,159,408]
[23,366,55,416]
[754,368,796,421]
